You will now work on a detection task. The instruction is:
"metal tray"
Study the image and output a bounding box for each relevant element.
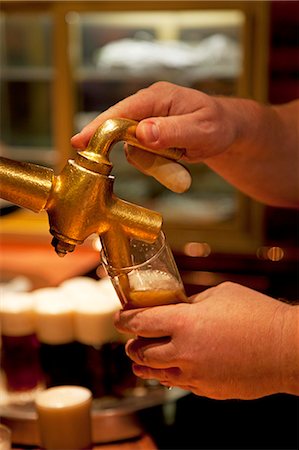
[1,384,186,445]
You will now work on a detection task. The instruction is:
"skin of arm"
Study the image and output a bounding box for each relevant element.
[114,282,299,400]
[71,81,299,208]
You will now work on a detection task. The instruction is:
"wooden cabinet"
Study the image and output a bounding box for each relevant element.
[0,1,270,254]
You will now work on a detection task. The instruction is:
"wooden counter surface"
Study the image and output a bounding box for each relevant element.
[13,434,157,450]
[94,434,157,449]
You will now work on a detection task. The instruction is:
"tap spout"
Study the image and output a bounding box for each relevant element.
[0,156,54,212]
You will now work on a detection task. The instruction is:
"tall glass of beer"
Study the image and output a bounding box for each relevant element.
[33,288,85,388]
[60,277,121,397]
[0,291,43,395]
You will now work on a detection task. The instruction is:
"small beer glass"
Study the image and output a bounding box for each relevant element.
[36,385,92,450]
[0,423,11,450]
[101,231,188,309]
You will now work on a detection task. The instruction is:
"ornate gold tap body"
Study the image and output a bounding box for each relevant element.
[0,119,184,269]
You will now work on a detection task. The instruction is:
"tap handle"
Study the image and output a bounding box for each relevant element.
[124,119,185,161]
[80,118,185,165]
[117,119,190,194]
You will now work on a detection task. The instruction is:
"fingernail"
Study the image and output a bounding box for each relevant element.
[125,346,130,357]
[140,121,160,143]
[132,364,144,375]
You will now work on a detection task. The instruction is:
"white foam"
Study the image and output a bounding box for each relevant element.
[60,276,101,295]
[35,385,91,408]
[33,288,74,344]
[60,277,120,346]
[128,269,180,291]
[0,291,35,336]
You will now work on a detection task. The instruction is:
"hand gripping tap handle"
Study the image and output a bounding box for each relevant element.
[77,118,185,174]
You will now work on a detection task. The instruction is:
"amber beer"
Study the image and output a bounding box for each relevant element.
[36,386,92,450]
[112,269,188,309]
[126,286,187,308]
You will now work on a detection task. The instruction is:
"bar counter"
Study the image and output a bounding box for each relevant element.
[12,434,157,450]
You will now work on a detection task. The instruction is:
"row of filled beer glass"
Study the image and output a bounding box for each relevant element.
[0,277,135,399]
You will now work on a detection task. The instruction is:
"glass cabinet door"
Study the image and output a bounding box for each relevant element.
[0,12,55,165]
[67,10,247,248]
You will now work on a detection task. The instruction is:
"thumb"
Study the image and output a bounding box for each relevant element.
[136,116,196,152]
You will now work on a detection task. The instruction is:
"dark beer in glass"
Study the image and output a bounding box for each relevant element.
[0,292,42,393]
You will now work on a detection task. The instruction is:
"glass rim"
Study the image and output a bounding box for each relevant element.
[35,385,92,408]
[0,423,11,434]
[101,231,166,273]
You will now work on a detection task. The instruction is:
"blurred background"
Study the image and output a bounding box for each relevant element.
[0,1,298,449]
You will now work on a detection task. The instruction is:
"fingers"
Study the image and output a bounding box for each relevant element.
[136,114,198,150]
[131,364,196,395]
[126,145,191,193]
[132,364,183,385]
[125,336,177,368]
[135,109,227,163]
[71,106,125,149]
[114,303,185,338]
[71,81,211,155]
[71,81,179,150]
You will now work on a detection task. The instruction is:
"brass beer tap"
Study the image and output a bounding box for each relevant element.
[0,118,184,270]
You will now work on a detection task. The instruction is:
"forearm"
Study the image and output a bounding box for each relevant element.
[206,98,299,208]
[280,303,299,395]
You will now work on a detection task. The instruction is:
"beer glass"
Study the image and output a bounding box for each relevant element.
[101,232,188,393]
[61,277,120,347]
[36,386,92,450]
[33,288,85,388]
[60,277,121,397]
[101,231,188,309]
[0,424,11,450]
[0,291,42,394]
